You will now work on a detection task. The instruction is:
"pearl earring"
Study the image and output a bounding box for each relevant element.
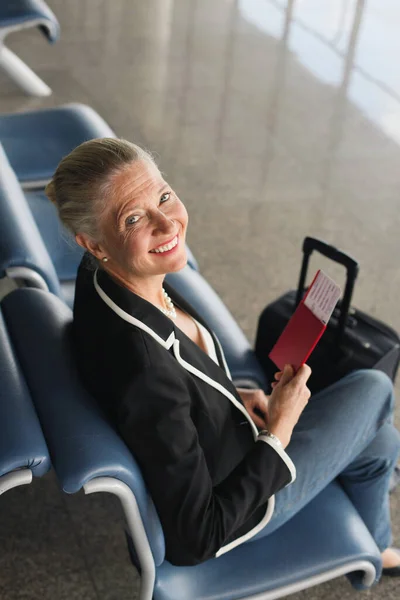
[102,257,108,263]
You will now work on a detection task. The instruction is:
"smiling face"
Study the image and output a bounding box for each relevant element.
[76,159,189,287]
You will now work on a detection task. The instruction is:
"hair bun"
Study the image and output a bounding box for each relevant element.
[45,180,57,205]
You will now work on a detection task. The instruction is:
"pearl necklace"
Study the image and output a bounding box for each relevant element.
[159,288,177,319]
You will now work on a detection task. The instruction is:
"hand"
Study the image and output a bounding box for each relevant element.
[235,387,269,430]
[267,364,312,448]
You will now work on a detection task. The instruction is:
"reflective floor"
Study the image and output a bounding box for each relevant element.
[0,1,399,598]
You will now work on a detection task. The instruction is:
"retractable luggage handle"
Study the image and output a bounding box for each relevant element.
[295,237,359,347]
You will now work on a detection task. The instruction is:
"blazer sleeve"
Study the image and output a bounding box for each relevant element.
[118,363,292,566]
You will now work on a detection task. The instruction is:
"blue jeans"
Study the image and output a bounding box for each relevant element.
[252,369,400,551]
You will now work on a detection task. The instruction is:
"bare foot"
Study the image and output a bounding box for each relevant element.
[381,548,400,569]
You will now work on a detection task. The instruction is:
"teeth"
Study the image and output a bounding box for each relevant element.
[150,236,178,253]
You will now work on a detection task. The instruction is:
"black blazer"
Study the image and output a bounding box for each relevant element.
[72,255,295,566]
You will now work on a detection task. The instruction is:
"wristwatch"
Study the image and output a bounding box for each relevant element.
[258,429,283,447]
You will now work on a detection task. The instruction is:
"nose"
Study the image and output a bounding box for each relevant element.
[153,210,176,234]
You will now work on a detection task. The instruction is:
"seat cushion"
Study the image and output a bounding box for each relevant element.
[0,103,115,184]
[154,482,381,600]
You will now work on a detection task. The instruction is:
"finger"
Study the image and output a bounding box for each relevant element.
[274,371,283,381]
[295,364,312,385]
[271,381,278,389]
[279,364,294,386]
[250,412,267,429]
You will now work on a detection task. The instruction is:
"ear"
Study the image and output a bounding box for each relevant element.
[75,233,106,262]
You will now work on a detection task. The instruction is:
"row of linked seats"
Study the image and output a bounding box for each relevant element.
[0,102,384,599]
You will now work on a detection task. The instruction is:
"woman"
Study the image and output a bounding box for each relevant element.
[46,137,400,572]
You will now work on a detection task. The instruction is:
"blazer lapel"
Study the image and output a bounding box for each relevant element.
[96,268,229,375]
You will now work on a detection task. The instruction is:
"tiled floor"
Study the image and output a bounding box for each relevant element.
[0,0,399,598]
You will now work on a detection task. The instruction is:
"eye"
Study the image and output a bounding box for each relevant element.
[125,215,139,226]
[160,192,171,203]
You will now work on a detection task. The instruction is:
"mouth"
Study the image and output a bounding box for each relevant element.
[149,234,180,255]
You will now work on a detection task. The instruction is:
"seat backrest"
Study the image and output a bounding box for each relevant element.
[0,304,50,482]
[0,143,61,295]
[0,104,116,185]
[1,287,166,565]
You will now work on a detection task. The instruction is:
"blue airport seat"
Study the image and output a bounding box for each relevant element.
[0,104,116,187]
[2,287,382,599]
[0,0,60,97]
[0,303,50,496]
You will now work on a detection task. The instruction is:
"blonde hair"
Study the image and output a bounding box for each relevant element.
[45,137,157,240]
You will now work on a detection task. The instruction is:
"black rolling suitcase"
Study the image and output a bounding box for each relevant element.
[255,237,400,395]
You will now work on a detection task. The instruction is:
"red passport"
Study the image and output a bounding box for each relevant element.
[268,270,341,373]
